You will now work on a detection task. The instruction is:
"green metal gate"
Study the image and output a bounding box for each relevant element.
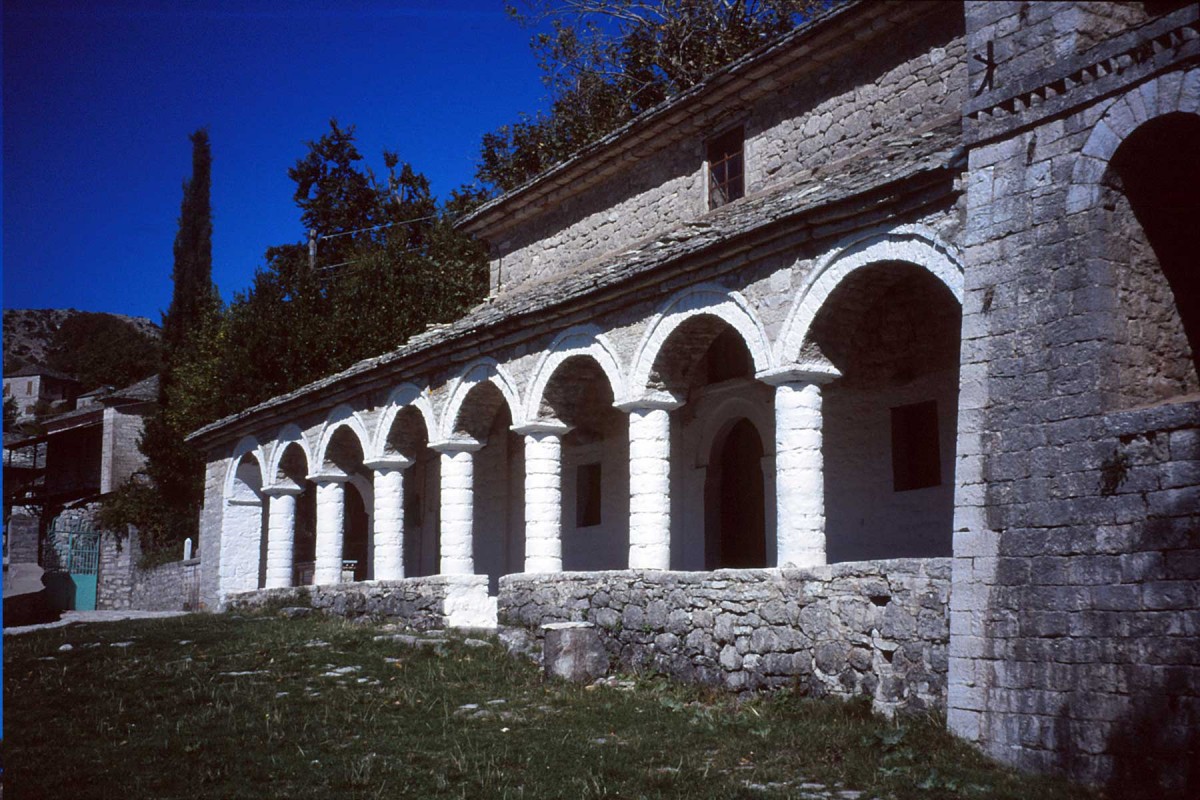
[44,516,101,612]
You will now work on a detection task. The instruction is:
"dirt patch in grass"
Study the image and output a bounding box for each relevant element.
[3,614,1097,799]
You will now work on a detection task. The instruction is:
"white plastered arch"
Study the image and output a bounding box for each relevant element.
[523,326,627,422]
[224,435,267,501]
[1067,67,1200,215]
[370,383,439,461]
[268,424,313,485]
[774,225,966,366]
[439,357,525,441]
[626,284,773,401]
[314,404,372,472]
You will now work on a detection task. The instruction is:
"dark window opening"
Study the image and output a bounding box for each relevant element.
[891,400,941,491]
[576,463,602,527]
[707,127,744,209]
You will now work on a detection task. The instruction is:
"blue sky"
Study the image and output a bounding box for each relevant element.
[2,0,549,321]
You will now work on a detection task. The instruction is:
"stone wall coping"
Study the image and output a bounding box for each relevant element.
[503,558,952,587]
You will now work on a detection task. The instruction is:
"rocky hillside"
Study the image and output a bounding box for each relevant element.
[4,308,160,377]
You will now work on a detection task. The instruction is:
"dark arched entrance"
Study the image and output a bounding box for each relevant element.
[705,418,766,569]
[344,483,369,581]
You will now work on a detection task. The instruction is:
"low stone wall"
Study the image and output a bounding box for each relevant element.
[225,574,494,630]
[98,530,202,611]
[500,559,950,715]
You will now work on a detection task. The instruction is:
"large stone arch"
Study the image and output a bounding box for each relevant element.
[225,436,267,500]
[524,326,626,422]
[268,424,314,485]
[1066,67,1200,216]
[775,225,965,366]
[314,404,372,473]
[371,383,439,461]
[439,358,524,441]
[626,284,773,400]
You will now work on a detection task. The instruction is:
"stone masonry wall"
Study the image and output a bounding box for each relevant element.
[491,5,966,293]
[226,574,493,631]
[500,559,950,716]
[97,528,202,611]
[954,2,1200,789]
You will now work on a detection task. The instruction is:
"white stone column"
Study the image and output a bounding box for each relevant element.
[514,421,570,573]
[430,440,483,575]
[617,395,682,570]
[309,472,350,585]
[759,365,840,568]
[365,457,412,581]
[263,483,302,589]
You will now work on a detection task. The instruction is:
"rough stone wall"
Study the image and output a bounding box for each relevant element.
[500,559,950,715]
[97,528,202,611]
[490,7,966,293]
[953,2,1200,788]
[96,532,201,614]
[5,509,40,565]
[226,575,490,631]
[100,406,149,494]
[198,455,225,609]
[97,530,134,609]
[965,1,1154,96]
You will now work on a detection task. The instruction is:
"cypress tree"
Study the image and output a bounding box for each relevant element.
[103,129,219,556]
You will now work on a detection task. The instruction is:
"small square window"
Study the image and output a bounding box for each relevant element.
[891,400,941,491]
[576,463,602,527]
[707,126,744,209]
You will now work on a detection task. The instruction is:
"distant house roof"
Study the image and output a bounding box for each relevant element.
[104,374,159,404]
[5,365,78,382]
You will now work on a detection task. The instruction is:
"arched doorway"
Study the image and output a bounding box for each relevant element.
[450,378,524,593]
[344,482,369,581]
[643,313,774,569]
[705,418,766,569]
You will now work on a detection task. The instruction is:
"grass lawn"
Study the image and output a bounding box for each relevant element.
[4,613,1097,799]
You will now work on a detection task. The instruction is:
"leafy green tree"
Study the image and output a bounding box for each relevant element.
[479,0,826,193]
[208,122,487,418]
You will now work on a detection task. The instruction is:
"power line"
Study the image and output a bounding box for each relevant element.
[318,213,440,241]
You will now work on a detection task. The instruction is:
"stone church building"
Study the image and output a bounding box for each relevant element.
[190,0,1199,787]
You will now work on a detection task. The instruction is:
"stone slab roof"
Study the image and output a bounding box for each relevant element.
[189,116,963,449]
[104,374,159,404]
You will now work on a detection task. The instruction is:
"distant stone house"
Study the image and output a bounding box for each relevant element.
[189,1,1200,788]
[3,365,81,419]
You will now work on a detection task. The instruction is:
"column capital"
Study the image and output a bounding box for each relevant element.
[428,437,484,454]
[263,482,304,497]
[614,391,684,413]
[364,456,414,472]
[307,471,351,485]
[756,362,842,387]
[511,419,570,438]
